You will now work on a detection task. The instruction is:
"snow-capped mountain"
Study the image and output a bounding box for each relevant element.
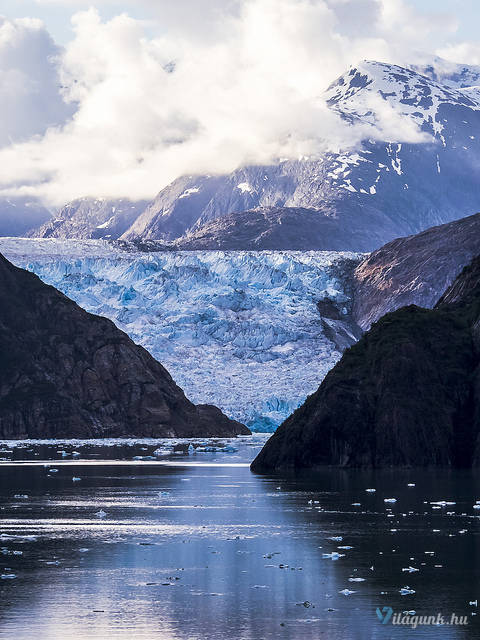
[32,197,149,240]
[118,60,480,251]
[411,58,480,90]
[0,238,361,430]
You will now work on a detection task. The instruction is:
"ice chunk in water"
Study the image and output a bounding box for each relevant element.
[323,552,345,560]
[399,586,416,595]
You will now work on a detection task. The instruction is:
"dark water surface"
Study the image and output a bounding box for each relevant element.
[0,436,479,639]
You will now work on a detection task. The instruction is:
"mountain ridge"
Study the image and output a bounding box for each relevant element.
[24,58,480,250]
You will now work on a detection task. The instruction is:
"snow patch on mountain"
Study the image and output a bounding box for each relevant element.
[0,238,361,430]
[326,61,480,138]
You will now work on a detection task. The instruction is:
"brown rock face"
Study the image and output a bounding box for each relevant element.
[353,212,480,330]
[0,253,249,439]
[251,255,480,472]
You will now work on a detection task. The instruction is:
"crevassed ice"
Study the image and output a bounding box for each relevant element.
[0,238,360,431]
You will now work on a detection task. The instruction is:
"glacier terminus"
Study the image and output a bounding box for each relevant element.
[0,238,361,430]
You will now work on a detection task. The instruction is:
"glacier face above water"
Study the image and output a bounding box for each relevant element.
[0,239,361,430]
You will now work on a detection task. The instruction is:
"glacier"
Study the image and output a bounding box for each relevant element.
[0,239,361,430]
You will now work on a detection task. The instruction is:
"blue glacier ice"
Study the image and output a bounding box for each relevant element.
[0,239,361,430]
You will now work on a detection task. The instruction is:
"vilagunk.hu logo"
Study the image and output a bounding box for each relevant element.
[376,607,469,629]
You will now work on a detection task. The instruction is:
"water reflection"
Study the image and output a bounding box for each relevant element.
[0,438,478,639]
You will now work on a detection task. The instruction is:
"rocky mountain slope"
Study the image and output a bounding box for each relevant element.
[117,60,480,250]
[171,206,375,251]
[32,197,148,240]
[353,212,480,329]
[0,252,248,439]
[0,238,361,431]
[251,255,480,471]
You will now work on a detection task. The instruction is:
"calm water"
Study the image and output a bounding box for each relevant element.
[0,436,479,639]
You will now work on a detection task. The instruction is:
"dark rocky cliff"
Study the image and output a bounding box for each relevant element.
[251,256,480,472]
[0,254,249,439]
[353,212,480,330]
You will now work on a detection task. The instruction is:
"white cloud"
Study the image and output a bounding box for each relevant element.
[437,41,480,66]
[0,15,73,146]
[0,0,476,206]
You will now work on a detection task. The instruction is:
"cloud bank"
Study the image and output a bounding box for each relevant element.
[0,0,477,205]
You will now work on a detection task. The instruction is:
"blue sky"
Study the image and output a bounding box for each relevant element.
[2,0,479,44]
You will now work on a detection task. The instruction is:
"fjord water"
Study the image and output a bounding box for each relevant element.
[0,437,478,639]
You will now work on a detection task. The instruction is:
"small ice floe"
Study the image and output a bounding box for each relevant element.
[407,483,416,487]
[296,601,312,608]
[94,510,107,519]
[399,586,416,595]
[45,560,60,566]
[72,451,80,457]
[0,534,37,542]
[348,578,365,582]
[72,477,81,482]
[403,611,416,616]
[430,501,456,507]
[13,494,28,499]
[79,548,89,553]
[365,489,376,493]
[402,566,419,573]
[60,451,71,458]
[153,448,171,457]
[323,552,344,560]
[384,498,397,503]
[1,548,23,556]
[338,546,353,550]
[327,536,343,542]
[158,491,170,496]
[252,585,269,589]
[473,504,480,510]
[469,600,478,607]
[1,574,16,579]
[339,589,356,596]
[351,503,361,506]
[48,468,58,473]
